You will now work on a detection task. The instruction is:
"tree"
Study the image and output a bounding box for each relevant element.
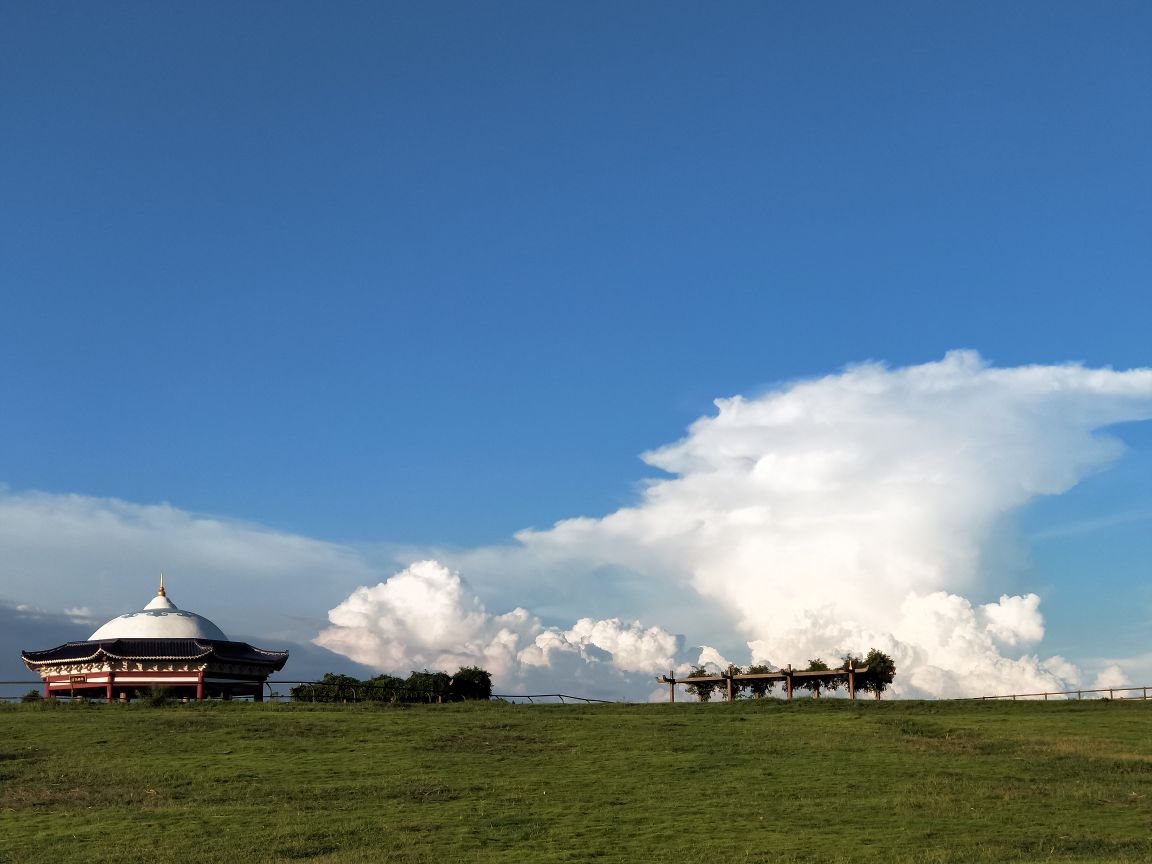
[450,666,493,701]
[859,649,896,699]
[797,658,835,698]
[684,666,722,703]
[744,664,775,699]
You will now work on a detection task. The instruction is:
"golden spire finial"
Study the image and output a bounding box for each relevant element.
[158,572,167,597]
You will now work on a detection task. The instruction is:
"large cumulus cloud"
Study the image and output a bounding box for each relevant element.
[314,560,684,698]
[5,351,1152,700]
[376,351,1152,697]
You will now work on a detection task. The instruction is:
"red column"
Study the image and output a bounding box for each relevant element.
[106,672,114,704]
[196,670,204,701]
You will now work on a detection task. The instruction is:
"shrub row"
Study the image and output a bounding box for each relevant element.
[289,666,493,703]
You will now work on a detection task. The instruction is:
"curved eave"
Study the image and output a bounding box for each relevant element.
[22,638,289,672]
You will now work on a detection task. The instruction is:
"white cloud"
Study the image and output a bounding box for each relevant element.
[4,352,1152,701]
[426,351,1152,698]
[314,561,685,698]
[1091,665,1129,692]
[696,645,734,672]
[979,593,1045,646]
[62,606,95,625]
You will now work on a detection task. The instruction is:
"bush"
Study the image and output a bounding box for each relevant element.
[450,666,493,701]
[290,673,361,703]
[364,674,405,703]
[20,689,42,703]
[405,670,452,703]
[291,666,494,703]
[143,686,174,707]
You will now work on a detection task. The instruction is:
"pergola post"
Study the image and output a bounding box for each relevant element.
[848,667,856,700]
[785,665,793,700]
[668,671,675,704]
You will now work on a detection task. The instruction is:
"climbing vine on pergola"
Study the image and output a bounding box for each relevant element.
[661,649,896,703]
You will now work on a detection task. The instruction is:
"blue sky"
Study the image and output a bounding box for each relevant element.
[1,4,1150,697]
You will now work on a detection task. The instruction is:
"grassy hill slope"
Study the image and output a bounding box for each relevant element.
[2,699,1150,863]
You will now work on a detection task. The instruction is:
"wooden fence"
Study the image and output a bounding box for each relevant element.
[971,685,1152,701]
[11,678,1149,704]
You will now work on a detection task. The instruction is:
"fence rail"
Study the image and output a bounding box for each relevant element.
[0,681,42,701]
[7,679,1151,704]
[491,693,614,704]
[970,685,1152,701]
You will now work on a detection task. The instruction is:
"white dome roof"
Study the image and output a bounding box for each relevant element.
[89,582,229,641]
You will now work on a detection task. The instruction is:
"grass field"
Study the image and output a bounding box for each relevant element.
[1,698,1150,863]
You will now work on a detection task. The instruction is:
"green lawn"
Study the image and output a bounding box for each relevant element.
[1,698,1150,863]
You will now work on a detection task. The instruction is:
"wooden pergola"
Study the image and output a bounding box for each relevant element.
[658,663,880,703]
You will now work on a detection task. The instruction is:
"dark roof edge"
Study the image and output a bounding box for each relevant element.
[21,638,289,671]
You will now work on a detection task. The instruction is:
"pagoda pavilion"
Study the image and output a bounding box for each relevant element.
[21,578,288,702]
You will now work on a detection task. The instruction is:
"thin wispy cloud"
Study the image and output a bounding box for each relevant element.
[0,488,379,642]
[1027,510,1152,541]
